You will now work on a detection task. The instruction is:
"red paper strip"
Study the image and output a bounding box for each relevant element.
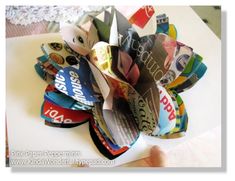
[129,6,155,28]
[42,100,92,124]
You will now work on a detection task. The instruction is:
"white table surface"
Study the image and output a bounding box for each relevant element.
[6,6,221,167]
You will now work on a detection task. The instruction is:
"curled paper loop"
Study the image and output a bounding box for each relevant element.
[34,6,207,160]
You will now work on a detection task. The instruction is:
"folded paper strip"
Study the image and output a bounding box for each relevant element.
[34,6,207,160]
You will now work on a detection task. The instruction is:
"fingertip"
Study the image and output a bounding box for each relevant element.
[150,145,163,155]
[151,145,161,152]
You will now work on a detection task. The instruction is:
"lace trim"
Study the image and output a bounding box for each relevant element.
[6,6,106,25]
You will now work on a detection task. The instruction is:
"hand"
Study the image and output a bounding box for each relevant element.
[121,146,166,167]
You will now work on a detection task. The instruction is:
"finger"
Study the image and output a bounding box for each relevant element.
[149,145,166,167]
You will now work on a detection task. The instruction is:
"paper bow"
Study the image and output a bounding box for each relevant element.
[34,6,207,160]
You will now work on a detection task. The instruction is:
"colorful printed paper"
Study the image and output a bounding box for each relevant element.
[34,6,207,160]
